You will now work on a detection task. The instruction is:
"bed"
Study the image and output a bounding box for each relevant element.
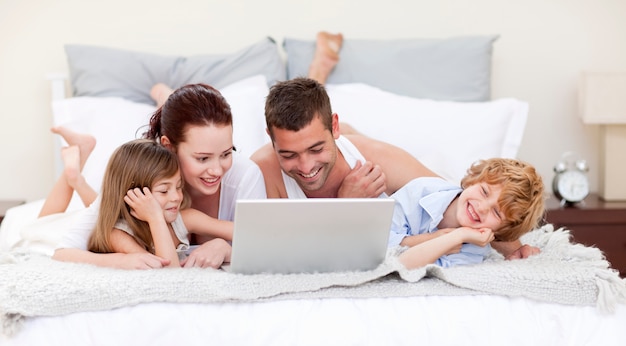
[1,36,625,346]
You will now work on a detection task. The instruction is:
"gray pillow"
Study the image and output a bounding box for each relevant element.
[65,37,285,105]
[284,35,498,102]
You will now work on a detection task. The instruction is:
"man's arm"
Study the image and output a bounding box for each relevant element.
[346,134,438,195]
[250,143,287,198]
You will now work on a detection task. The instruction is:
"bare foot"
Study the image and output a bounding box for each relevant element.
[51,126,96,170]
[150,83,174,108]
[308,31,344,84]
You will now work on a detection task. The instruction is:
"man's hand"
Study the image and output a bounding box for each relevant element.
[337,160,386,198]
[506,244,540,260]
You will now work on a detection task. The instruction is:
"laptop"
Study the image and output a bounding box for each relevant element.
[226,198,395,274]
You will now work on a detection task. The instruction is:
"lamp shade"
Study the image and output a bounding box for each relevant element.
[579,71,626,124]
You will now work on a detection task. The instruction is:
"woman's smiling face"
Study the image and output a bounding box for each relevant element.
[175,124,234,198]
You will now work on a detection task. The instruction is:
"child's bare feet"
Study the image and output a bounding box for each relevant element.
[308,31,344,84]
[150,83,174,108]
[51,126,96,170]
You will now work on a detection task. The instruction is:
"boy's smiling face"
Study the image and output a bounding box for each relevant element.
[455,183,505,232]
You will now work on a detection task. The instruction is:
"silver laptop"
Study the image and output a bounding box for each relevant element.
[226,198,395,274]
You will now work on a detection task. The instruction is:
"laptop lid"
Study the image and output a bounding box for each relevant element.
[228,198,395,274]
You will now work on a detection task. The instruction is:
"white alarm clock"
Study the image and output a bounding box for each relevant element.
[552,152,589,204]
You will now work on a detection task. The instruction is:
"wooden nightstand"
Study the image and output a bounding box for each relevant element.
[545,193,626,277]
[0,200,26,225]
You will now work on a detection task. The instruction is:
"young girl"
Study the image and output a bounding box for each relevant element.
[86,138,231,268]
[392,158,545,269]
[44,128,181,269]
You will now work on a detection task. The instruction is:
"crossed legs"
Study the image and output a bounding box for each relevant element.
[38,127,97,217]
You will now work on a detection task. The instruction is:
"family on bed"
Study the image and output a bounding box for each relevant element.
[36,31,545,271]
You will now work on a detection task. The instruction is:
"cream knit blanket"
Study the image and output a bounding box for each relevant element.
[1,225,625,336]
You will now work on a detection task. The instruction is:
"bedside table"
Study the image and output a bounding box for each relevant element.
[0,200,26,225]
[545,193,626,277]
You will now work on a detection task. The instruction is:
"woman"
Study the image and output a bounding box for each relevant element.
[143,83,266,266]
[51,84,265,269]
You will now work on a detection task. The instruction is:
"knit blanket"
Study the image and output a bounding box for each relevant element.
[1,225,625,336]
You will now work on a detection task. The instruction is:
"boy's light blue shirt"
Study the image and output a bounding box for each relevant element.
[389,177,491,267]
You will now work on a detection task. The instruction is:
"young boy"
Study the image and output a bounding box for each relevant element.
[391,158,545,269]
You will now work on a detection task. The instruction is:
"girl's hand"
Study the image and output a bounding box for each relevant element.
[181,238,232,269]
[457,227,494,247]
[124,187,163,223]
[115,252,171,270]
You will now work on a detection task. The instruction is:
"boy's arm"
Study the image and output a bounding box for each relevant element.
[398,227,493,269]
[399,228,456,247]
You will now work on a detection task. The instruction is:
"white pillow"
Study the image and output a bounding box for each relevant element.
[326,83,528,184]
[51,75,270,209]
[224,75,271,156]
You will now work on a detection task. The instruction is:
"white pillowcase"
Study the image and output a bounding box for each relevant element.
[326,83,528,184]
[50,77,527,203]
[51,75,270,209]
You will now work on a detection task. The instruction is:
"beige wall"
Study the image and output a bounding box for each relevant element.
[1,0,625,202]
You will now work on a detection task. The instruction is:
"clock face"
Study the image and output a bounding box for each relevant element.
[555,170,589,203]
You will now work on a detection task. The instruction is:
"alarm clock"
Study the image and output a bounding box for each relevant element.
[552,152,589,204]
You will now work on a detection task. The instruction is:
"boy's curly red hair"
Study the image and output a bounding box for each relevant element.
[460,158,545,242]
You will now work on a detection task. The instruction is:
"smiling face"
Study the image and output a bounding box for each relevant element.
[151,170,184,224]
[455,183,505,232]
[172,124,234,199]
[272,115,339,193]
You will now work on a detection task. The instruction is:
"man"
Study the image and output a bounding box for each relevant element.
[250,76,538,260]
[251,77,436,199]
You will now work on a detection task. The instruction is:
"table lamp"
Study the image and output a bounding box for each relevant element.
[579,71,626,201]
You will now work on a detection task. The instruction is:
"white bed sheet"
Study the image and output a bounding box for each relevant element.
[1,168,626,346]
[2,296,624,346]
